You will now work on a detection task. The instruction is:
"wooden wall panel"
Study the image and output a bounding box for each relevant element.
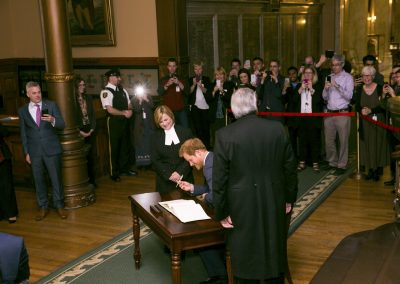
[280,15,295,69]
[242,16,261,63]
[187,1,322,75]
[296,14,308,68]
[188,16,214,76]
[263,15,279,63]
[217,15,239,73]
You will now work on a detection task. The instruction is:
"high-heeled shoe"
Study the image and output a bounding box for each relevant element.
[297,161,306,172]
[8,217,17,224]
[312,162,320,173]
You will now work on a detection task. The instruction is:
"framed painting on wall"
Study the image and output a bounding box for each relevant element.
[67,0,116,46]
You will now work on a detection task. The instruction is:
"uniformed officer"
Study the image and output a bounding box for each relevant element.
[100,68,138,181]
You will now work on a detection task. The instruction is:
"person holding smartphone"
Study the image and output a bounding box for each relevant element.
[322,54,354,175]
[257,59,286,123]
[188,61,212,149]
[296,66,324,172]
[210,67,235,146]
[283,66,300,158]
[18,81,67,220]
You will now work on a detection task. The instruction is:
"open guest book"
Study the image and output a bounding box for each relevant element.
[158,199,211,223]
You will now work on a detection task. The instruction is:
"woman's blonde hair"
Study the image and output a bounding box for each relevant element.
[154,105,175,128]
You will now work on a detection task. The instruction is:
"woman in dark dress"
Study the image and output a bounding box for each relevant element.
[354,66,389,181]
[151,105,194,193]
[75,77,97,187]
[131,90,155,168]
[0,123,18,223]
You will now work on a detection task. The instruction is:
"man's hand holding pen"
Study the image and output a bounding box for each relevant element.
[178,180,194,192]
[175,174,183,188]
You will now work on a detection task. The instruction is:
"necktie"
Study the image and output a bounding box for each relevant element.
[35,104,41,126]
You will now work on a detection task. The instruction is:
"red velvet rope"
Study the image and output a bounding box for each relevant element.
[256,111,355,117]
[226,109,400,132]
[360,115,400,133]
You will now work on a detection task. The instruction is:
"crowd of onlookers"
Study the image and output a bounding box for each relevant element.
[155,54,400,182]
[1,53,400,283]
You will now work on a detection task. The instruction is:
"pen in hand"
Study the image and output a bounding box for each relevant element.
[176,175,183,188]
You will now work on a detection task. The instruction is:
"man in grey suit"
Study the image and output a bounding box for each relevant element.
[18,81,67,221]
[179,138,227,284]
[213,88,298,284]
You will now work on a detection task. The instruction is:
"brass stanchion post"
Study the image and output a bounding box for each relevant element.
[351,112,363,180]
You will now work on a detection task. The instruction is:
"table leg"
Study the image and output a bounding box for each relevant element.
[131,205,141,269]
[226,249,233,284]
[171,251,181,284]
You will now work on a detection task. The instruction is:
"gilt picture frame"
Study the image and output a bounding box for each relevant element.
[67,0,116,46]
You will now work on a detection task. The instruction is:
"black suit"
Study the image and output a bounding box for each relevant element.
[213,114,298,280]
[151,125,194,193]
[18,100,65,209]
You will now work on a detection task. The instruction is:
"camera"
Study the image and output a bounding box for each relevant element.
[41,108,49,117]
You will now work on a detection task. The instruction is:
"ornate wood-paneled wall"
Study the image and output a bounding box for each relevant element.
[187,0,322,76]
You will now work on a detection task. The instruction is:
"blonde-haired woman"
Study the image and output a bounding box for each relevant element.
[151,105,194,193]
[296,66,324,172]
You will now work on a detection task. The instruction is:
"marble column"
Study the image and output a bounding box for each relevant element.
[39,0,95,209]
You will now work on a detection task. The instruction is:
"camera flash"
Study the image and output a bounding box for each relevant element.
[135,86,145,96]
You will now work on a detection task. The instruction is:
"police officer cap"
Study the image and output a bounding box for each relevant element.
[105,68,121,77]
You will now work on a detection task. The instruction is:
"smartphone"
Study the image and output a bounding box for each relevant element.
[303,79,309,84]
[326,75,331,83]
[325,50,334,59]
[216,79,221,88]
[285,77,290,84]
[250,74,257,84]
[41,108,49,117]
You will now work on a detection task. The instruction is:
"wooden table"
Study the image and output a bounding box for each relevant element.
[129,191,231,284]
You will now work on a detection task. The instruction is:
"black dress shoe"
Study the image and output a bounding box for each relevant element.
[8,217,17,224]
[199,276,227,284]
[384,179,395,186]
[321,164,336,171]
[334,168,346,175]
[110,175,121,182]
[120,170,138,177]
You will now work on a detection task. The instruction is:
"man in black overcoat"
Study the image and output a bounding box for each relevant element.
[213,87,298,283]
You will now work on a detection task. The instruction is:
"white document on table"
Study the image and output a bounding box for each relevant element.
[158,199,210,223]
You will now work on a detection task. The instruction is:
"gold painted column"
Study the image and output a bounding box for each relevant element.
[39,0,95,209]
